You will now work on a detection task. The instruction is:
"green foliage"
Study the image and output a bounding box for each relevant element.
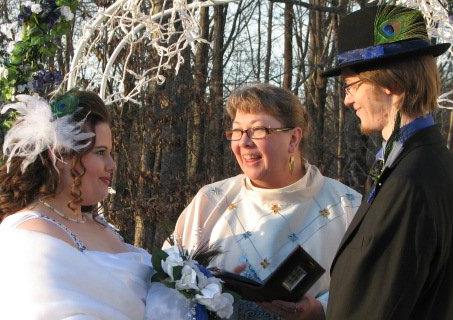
[1,111,19,131]
[0,0,79,102]
[151,248,169,275]
[172,265,183,281]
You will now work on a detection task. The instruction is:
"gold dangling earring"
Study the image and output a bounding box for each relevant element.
[289,155,295,175]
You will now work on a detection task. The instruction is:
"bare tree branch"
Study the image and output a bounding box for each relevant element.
[269,0,345,14]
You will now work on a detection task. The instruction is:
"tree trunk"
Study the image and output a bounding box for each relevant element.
[304,0,330,168]
[187,6,210,180]
[256,1,262,81]
[336,83,344,180]
[206,5,226,181]
[283,3,293,89]
[264,2,273,83]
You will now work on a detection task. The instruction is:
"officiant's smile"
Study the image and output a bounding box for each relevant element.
[229,109,304,189]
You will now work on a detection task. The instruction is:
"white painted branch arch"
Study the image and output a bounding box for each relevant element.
[67,0,235,102]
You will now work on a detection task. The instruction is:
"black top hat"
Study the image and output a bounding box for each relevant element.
[322,5,450,77]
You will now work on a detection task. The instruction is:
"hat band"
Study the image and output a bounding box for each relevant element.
[337,39,431,65]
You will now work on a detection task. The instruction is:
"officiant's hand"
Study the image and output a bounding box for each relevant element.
[233,264,246,274]
[259,295,325,320]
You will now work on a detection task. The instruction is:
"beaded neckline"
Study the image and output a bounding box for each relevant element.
[39,199,86,223]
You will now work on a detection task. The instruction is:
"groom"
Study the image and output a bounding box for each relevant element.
[322,4,453,319]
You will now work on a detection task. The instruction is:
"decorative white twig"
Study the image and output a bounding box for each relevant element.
[66,0,235,104]
[394,0,453,63]
[438,90,453,110]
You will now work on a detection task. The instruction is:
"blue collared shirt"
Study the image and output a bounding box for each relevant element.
[368,114,435,203]
[378,114,435,159]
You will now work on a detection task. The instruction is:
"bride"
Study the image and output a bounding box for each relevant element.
[0,91,220,319]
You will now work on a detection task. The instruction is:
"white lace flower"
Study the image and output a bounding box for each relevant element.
[7,41,15,54]
[0,23,14,40]
[15,29,23,42]
[30,3,42,14]
[161,246,184,281]
[0,66,8,79]
[175,264,198,291]
[17,84,27,93]
[60,6,74,21]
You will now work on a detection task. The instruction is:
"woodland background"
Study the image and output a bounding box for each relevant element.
[1,0,452,250]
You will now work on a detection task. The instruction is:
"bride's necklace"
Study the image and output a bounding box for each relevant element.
[38,199,86,223]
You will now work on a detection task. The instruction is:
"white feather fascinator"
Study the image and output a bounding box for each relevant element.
[1,94,95,173]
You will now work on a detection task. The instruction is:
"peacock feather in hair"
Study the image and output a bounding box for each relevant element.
[374,5,429,45]
[51,93,79,118]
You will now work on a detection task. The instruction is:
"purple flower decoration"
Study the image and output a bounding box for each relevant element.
[31,69,63,94]
[18,7,32,25]
[54,71,63,84]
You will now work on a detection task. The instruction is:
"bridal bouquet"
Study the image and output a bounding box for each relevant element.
[150,245,234,319]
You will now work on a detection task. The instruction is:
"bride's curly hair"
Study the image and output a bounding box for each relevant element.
[0,91,111,221]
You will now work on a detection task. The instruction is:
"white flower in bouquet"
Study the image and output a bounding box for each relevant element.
[161,246,184,281]
[194,265,209,288]
[60,6,74,21]
[175,264,198,291]
[212,293,234,319]
[152,245,234,319]
[196,283,234,319]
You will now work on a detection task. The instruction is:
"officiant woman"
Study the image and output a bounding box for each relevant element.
[168,83,361,319]
[0,91,154,319]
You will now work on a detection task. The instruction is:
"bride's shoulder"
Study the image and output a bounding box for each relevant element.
[1,210,42,229]
[1,210,78,248]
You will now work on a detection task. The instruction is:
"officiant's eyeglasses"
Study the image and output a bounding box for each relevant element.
[225,127,294,141]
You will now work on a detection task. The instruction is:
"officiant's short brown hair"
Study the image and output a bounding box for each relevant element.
[226,83,311,148]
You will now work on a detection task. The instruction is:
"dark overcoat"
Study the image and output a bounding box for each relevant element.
[327,126,453,320]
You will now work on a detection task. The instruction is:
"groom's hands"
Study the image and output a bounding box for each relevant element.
[259,295,325,320]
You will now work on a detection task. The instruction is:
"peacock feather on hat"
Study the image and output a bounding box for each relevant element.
[374,5,429,45]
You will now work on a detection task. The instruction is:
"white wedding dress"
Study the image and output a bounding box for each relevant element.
[0,211,192,320]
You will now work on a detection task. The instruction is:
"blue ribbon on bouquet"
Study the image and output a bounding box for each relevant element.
[195,304,208,320]
[195,264,212,320]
